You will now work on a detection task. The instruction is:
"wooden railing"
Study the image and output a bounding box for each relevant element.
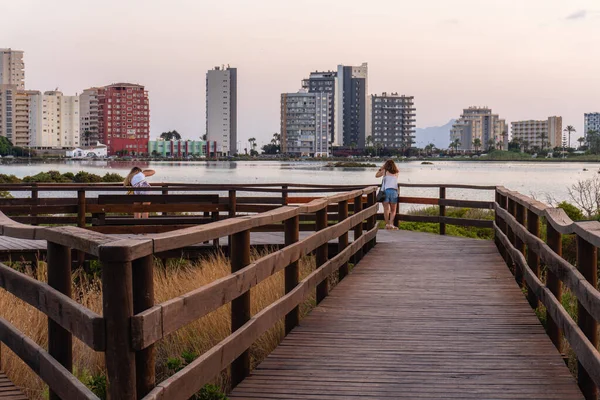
[0,184,378,399]
[395,183,496,233]
[495,186,600,400]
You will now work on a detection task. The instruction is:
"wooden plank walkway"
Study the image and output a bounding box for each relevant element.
[0,372,26,399]
[230,230,583,399]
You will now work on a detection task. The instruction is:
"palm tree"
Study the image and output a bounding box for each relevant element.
[577,137,585,149]
[449,139,461,154]
[486,139,496,152]
[366,135,373,148]
[522,140,531,152]
[564,125,576,149]
[424,143,435,156]
[538,132,548,150]
[496,141,504,150]
[472,138,482,153]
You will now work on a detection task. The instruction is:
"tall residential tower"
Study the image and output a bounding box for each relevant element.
[206,66,237,156]
[337,63,370,148]
[450,107,507,151]
[281,90,330,157]
[0,48,24,90]
[371,93,416,150]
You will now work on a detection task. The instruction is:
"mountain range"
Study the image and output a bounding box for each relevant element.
[414,119,455,149]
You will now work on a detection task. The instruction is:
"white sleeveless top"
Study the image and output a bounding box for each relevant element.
[382,172,398,191]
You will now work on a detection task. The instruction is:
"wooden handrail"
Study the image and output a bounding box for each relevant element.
[0,317,99,399]
[494,187,600,399]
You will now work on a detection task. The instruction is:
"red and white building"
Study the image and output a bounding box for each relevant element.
[97,83,149,155]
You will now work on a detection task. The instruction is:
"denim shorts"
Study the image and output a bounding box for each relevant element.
[384,188,398,204]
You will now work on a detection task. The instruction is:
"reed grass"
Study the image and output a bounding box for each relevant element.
[0,250,316,398]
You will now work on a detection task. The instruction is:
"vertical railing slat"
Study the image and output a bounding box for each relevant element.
[230,229,251,387]
[132,255,156,397]
[47,242,72,400]
[576,236,598,400]
[284,216,300,335]
[338,200,349,280]
[315,208,329,304]
[439,187,446,235]
[546,223,563,354]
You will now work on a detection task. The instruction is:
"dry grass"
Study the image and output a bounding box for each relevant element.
[0,250,316,398]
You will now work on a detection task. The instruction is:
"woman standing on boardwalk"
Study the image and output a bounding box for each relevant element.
[376,159,399,229]
[124,166,155,218]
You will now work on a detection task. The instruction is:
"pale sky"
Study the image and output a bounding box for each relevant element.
[3,0,599,147]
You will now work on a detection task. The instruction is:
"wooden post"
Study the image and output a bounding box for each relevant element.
[353,195,363,264]
[316,208,329,304]
[212,195,220,248]
[31,183,39,226]
[228,190,237,258]
[284,216,299,335]
[365,192,376,251]
[282,185,289,205]
[506,197,516,275]
[338,200,349,280]
[161,184,168,216]
[514,203,526,286]
[576,236,598,400]
[132,255,155,397]
[526,210,540,309]
[77,190,86,268]
[546,223,563,354]
[230,229,251,388]
[102,259,136,398]
[498,193,509,263]
[47,242,72,400]
[439,187,446,235]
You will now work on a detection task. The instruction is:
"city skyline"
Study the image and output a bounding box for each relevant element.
[2,0,599,147]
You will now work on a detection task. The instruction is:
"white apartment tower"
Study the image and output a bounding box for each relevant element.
[80,88,100,146]
[0,48,25,90]
[206,66,237,156]
[29,91,80,148]
[281,90,330,157]
[450,107,507,151]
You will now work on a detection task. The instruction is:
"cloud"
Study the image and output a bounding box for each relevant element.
[566,10,587,20]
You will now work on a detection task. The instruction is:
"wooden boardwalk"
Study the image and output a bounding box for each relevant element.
[0,372,26,399]
[230,230,583,400]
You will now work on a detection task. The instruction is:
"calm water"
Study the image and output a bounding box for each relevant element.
[1,160,596,209]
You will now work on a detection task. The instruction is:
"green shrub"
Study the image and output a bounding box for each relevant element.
[166,356,183,372]
[62,172,75,180]
[0,173,21,183]
[87,374,107,399]
[0,191,12,199]
[557,201,584,221]
[102,172,125,182]
[194,384,228,400]
[73,171,103,183]
[181,350,198,364]
[23,170,71,183]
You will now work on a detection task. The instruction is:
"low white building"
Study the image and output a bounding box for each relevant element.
[66,143,107,158]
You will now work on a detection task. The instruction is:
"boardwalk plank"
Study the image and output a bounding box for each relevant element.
[0,372,27,399]
[230,230,583,400]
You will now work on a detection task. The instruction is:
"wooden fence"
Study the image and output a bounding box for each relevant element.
[495,186,600,400]
[0,185,378,399]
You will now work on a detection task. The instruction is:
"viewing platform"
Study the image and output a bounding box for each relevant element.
[0,183,596,399]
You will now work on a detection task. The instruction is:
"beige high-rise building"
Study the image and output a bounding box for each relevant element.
[450,107,507,151]
[511,116,562,150]
[29,91,80,148]
[0,49,24,90]
[0,85,35,147]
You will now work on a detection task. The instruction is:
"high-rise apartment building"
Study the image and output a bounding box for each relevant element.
[206,66,237,156]
[97,83,150,155]
[511,116,563,149]
[0,49,24,90]
[450,107,506,151]
[585,113,600,134]
[281,90,330,157]
[302,71,337,146]
[80,88,100,146]
[13,89,34,147]
[337,63,369,148]
[371,93,415,150]
[29,91,80,148]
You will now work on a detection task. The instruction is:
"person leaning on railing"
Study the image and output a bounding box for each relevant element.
[124,166,156,219]
[375,159,399,230]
